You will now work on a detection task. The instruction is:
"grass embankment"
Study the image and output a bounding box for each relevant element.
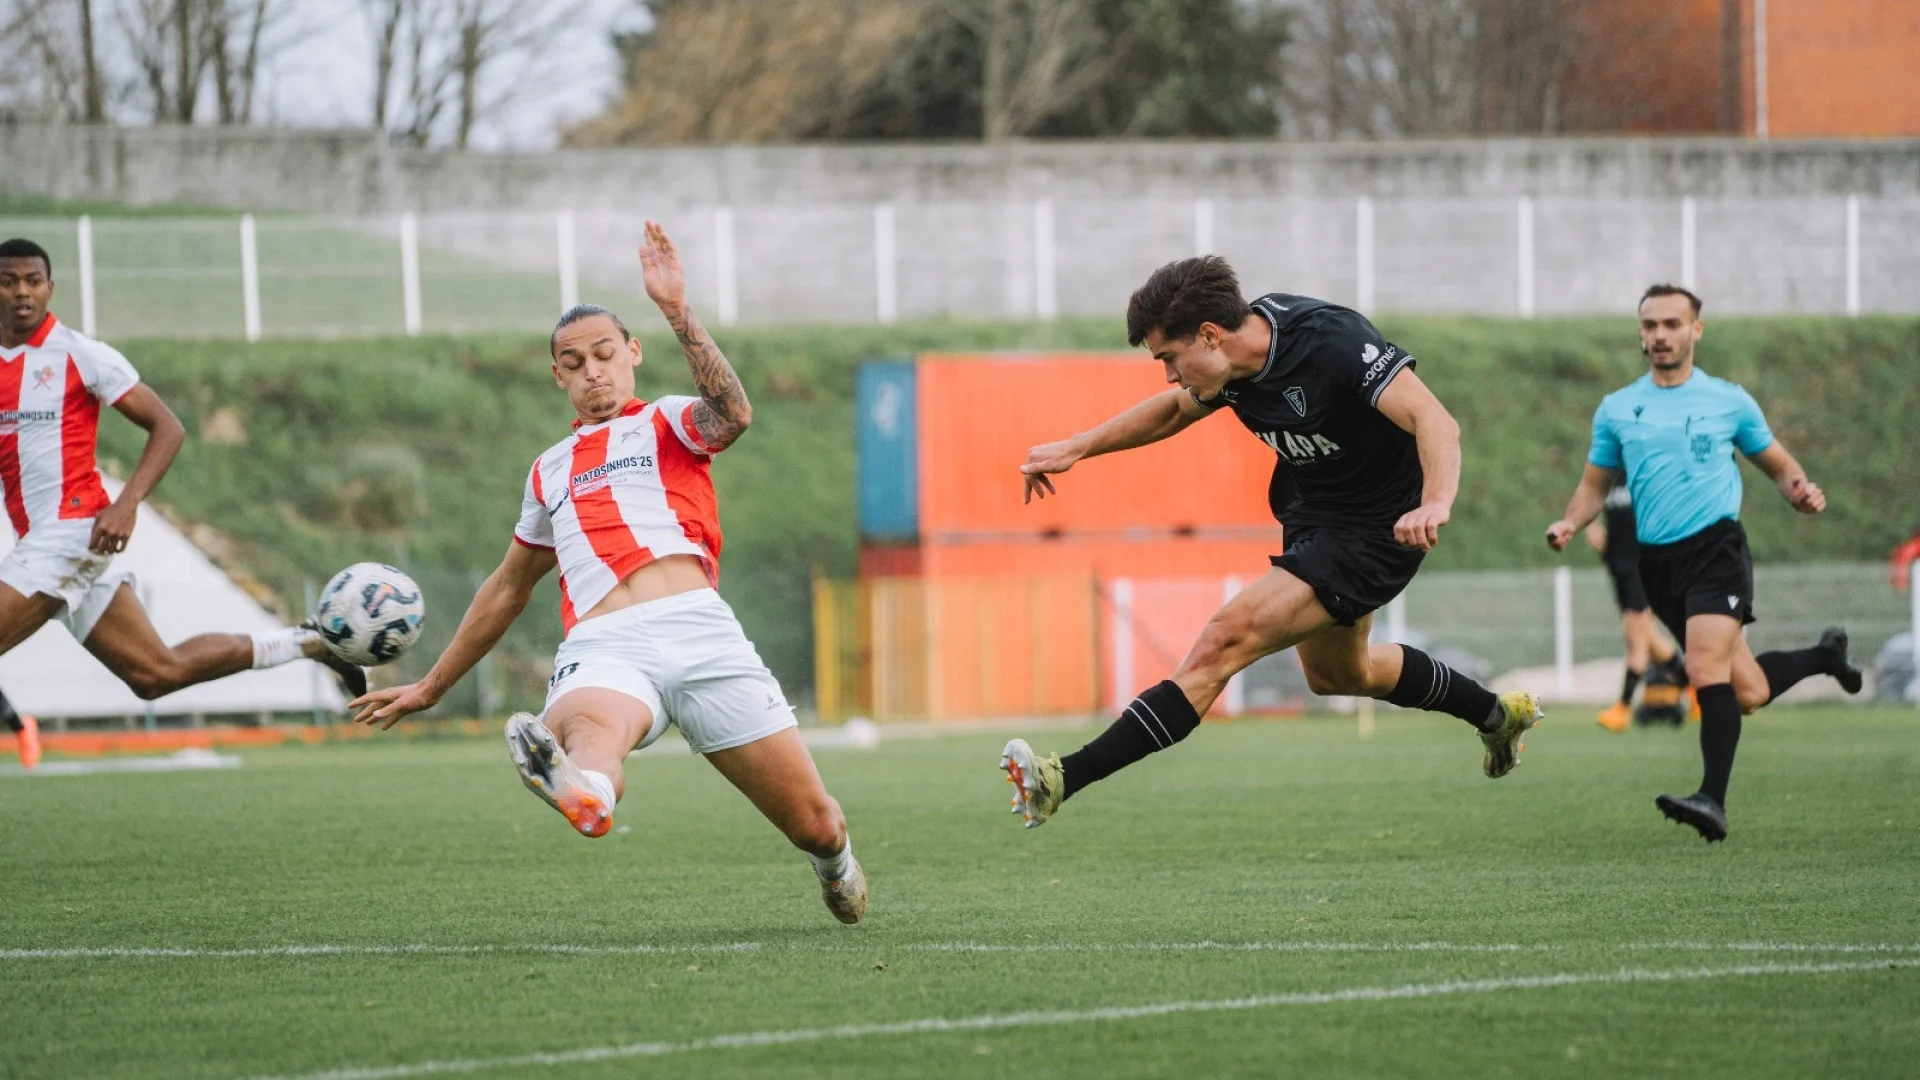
[101,316,1920,710]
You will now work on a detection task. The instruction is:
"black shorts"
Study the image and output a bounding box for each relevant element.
[1272,523,1425,627]
[1603,555,1649,613]
[1636,519,1756,642]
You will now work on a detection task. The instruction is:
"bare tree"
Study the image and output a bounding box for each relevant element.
[80,0,106,121]
[0,2,86,118]
[572,0,920,145]
[940,0,1118,143]
[1282,0,1583,139]
[362,0,409,129]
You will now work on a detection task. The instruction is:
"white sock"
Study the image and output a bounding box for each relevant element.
[251,626,319,670]
[808,834,852,883]
[578,769,618,808]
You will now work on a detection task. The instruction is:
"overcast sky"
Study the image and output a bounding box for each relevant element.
[142,0,643,151]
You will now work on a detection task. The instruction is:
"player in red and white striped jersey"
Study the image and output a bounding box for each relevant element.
[349,223,866,924]
[0,239,367,714]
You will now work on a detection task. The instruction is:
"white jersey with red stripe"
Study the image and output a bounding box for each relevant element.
[514,396,725,633]
[0,314,140,538]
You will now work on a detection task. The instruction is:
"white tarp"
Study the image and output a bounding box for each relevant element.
[0,479,345,719]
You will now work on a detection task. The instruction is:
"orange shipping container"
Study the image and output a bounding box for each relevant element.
[919,536,1279,581]
[916,354,1278,538]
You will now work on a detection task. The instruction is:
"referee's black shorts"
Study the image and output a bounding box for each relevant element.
[1636,518,1756,642]
[1272,523,1424,627]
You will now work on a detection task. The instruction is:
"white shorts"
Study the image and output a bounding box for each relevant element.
[542,588,798,755]
[0,520,134,643]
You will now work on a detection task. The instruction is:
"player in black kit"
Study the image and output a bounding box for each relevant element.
[998,256,1542,828]
[1588,479,1686,732]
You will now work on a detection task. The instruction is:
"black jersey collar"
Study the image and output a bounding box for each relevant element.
[1248,295,1286,383]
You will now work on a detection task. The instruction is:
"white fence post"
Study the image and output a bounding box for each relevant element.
[1194,197,1215,256]
[1910,559,1920,705]
[873,202,898,325]
[1845,195,1861,317]
[1516,195,1535,319]
[1386,594,1408,645]
[556,211,579,313]
[713,207,739,326]
[399,212,422,337]
[75,215,97,338]
[1222,575,1245,716]
[1355,196,1375,312]
[239,214,261,343]
[1681,197,1697,289]
[1554,566,1574,699]
[1110,577,1134,712]
[1033,199,1057,321]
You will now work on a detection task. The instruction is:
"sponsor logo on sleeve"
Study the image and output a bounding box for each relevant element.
[1358,343,1400,390]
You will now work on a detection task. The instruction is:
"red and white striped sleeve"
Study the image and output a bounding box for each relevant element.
[513,457,556,550]
[71,337,141,406]
[655,395,725,456]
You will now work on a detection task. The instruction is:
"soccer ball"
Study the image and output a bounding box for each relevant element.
[313,563,426,667]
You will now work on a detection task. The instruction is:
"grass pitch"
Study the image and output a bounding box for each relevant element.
[3,706,1917,1078]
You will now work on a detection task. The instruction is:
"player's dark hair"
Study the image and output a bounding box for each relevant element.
[550,303,629,356]
[0,238,51,277]
[1126,256,1250,347]
[1639,283,1702,316]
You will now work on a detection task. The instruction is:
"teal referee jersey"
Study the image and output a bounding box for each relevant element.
[1587,370,1774,546]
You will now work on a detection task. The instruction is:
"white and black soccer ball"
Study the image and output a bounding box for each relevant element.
[313,562,426,667]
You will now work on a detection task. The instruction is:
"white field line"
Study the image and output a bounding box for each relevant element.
[0,943,764,960]
[6,940,1919,962]
[251,958,1920,1080]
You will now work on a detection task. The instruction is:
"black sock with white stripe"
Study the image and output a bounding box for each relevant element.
[1060,680,1201,801]
[1384,645,1502,732]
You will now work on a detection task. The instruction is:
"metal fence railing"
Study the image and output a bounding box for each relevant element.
[5,196,1918,339]
[815,563,1919,721]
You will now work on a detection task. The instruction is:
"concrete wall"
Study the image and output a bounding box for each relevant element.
[5,117,1918,213]
[4,119,1916,326]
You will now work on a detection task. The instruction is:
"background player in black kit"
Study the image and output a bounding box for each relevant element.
[1588,479,1686,732]
[999,256,1542,829]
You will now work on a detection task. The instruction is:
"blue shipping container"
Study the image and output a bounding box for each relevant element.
[856,361,919,540]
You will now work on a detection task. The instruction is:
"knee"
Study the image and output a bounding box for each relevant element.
[785,796,846,857]
[1177,614,1255,684]
[1683,657,1723,689]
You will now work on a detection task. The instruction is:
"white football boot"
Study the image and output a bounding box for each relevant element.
[820,855,869,925]
[505,712,613,838]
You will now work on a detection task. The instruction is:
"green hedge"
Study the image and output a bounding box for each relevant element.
[102,315,1920,708]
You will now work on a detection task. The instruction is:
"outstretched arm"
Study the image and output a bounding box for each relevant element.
[1375,370,1460,551]
[1022,388,1210,503]
[1748,441,1825,514]
[640,220,752,451]
[1546,465,1618,551]
[350,540,557,728]
[93,386,186,555]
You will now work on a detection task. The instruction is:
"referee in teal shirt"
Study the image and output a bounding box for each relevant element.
[1547,285,1861,842]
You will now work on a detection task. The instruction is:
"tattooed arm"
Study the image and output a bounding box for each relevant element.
[665,304,752,450]
[639,220,753,451]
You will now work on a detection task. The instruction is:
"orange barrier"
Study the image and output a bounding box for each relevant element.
[0,719,498,758]
[815,575,1100,721]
